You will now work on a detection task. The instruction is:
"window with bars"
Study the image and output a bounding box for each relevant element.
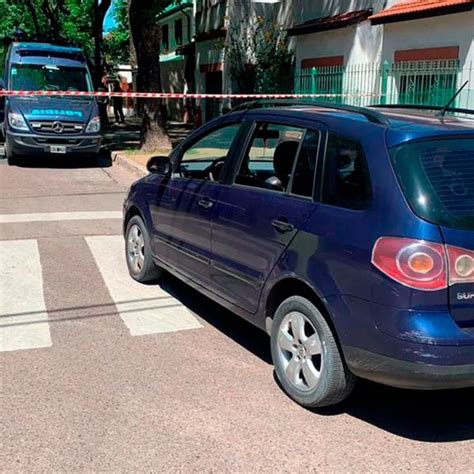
[393,59,459,107]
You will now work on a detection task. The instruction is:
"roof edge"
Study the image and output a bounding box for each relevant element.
[370,2,473,25]
[288,9,372,36]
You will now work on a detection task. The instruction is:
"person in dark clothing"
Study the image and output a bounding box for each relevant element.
[97,86,109,129]
[112,81,124,124]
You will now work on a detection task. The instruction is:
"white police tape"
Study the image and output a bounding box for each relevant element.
[0,90,382,100]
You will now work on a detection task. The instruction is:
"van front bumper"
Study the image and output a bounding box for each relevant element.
[6,131,102,156]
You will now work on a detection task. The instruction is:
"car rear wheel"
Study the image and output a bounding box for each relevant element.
[271,296,356,408]
[125,215,162,282]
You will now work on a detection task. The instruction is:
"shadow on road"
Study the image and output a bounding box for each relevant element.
[316,380,474,443]
[158,271,273,364]
[159,271,474,444]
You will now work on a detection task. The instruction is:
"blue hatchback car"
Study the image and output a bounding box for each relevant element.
[123,103,474,407]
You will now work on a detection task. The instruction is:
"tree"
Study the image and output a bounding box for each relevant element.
[0,0,112,84]
[103,0,130,66]
[222,14,294,95]
[129,0,171,151]
[92,0,112,86]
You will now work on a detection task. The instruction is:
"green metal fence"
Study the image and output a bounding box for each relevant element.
[294,61,474,110]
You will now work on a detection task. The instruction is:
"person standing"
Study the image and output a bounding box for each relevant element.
[97,86,109,129]
[113,81,125,124]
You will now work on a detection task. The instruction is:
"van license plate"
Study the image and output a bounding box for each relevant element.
[50,146,66,154]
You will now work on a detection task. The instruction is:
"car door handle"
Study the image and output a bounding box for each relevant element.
[272,219,294,233]
[198,198,214,210]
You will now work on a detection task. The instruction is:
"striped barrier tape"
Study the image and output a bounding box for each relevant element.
[0,90,382,100]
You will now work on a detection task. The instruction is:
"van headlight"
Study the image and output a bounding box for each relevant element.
[86,116,101,133]
[8,112,29,131]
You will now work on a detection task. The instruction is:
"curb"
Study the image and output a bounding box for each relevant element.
[112,151,147,177]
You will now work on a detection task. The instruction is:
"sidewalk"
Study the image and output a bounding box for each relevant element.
[104,117,194,176]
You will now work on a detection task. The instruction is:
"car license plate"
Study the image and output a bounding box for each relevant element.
[50,146,67,154]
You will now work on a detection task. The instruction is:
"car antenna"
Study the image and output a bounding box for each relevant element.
[436,81,469,117]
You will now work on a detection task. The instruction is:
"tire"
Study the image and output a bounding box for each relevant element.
[271,296,356,408]
[5,138,17,166]
[125,215,162,282]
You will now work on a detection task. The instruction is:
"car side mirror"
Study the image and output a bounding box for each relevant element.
[147,155,171,175]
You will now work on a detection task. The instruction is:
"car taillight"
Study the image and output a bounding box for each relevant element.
[446,245,474,285]
[371,237,447,291]
[372,237,474,291]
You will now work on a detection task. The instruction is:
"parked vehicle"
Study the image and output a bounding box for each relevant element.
[0,42,101,165]
[123,102,474,407]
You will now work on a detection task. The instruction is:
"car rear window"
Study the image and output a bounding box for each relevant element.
[390,137,474,231]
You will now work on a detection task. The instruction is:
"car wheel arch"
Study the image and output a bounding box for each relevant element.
[124,205,145,235]
[264,277,343,352]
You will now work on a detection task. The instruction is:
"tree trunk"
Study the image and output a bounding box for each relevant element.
[24,0,41,36]
[92,0,112,87]
[129,0,171,152]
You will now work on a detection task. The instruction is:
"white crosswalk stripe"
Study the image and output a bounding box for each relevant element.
[86,235,202,336]
[0,211,122,224]
[0,240,52,352]
[0,235,201,352]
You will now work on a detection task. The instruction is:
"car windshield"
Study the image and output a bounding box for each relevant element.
[10,63,93,92]
[390,137,474,231]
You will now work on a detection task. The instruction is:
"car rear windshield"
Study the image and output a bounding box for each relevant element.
[390,137,474,231]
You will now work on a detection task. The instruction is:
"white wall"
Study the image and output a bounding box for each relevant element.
[382,11,474,66]
[294,20,383,67]
[277,0,383,26]
[157,8,194,58]
[382,11,474,109]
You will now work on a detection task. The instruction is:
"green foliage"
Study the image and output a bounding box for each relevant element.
[103,0,130,66]
[0,0,110,68]
[62,0,95,57]
[220,13,294,94]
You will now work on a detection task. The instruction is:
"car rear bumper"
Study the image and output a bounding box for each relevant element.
[324,295,474,389]
[344,345,474,390]
[6,131,101,156]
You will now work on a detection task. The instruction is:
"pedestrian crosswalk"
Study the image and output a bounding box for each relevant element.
[86,236,202,336]
[0,240,52,352]
[0,235,202,353]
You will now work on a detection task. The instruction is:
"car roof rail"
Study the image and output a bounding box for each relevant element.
[372,104,474,116]
[230,100,391,125]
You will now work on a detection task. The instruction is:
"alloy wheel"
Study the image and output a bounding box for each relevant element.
[127,224,145,274]
[276,311,324,392]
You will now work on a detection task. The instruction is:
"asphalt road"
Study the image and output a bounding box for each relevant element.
[1,152,473,472]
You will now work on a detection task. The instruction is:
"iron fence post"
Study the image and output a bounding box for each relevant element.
[380,61,390,105]
[311,67,317,95]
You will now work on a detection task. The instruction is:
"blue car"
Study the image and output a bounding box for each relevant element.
[123,103,474,407]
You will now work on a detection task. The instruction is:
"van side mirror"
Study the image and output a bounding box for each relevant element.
[0,79,5,90]
[147,155,171,175]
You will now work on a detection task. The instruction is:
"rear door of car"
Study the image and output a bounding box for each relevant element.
[210,117,323,314]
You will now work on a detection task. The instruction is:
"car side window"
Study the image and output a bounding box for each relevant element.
[235,123,306,193]
[321,133,371,210]
[179,123,241,181]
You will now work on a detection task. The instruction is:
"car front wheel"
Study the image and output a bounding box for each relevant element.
[5,138,18,166]
[125,215,162,282]
[271,296,356,408]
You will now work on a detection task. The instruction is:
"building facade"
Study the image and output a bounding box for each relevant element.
[156,0,474,122]
[156,0,194,121]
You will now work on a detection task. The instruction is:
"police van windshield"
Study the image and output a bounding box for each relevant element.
[10,64,93,92]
